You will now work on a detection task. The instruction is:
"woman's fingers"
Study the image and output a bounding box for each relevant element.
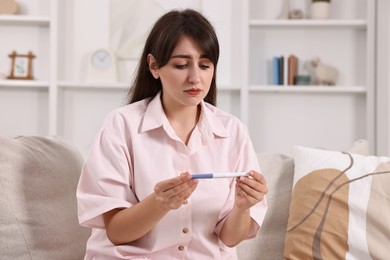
[154,172,191,193]
[154,172,198,210]
[236,171,268,201]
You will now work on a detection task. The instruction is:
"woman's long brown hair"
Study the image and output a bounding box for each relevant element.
[127,9,219,106]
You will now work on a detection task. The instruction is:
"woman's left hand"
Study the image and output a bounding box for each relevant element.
[235,170,268,210]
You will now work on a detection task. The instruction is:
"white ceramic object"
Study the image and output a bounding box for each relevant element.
[310,2,330,19]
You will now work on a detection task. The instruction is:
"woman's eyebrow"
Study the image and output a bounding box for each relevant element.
[171,54,209,59]
[171,54,191,59]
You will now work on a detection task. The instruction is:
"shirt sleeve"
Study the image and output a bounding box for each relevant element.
[76,113,137,229]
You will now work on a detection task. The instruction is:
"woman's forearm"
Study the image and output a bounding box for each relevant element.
[219,207,252,247]
[103,193,169,245]
[103,173,198,245]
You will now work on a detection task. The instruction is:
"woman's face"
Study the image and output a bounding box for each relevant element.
[149,36,214,110]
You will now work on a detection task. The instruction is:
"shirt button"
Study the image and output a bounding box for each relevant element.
[182,227,189,234]
[178,245,185,251]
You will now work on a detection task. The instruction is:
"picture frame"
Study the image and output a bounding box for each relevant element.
[7,51,35,80]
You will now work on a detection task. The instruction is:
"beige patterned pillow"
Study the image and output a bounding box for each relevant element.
[284,145,390,259]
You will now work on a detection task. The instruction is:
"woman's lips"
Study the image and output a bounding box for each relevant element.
[184,89,202,95]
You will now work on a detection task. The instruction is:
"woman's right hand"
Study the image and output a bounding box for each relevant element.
[154,172,198,210]
[104,172,198,245]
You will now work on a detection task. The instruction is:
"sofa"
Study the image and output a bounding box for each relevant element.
[1,136,389,260]
[0,136,91,259]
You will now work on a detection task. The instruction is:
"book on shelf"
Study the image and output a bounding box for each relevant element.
[272,56,284,85]
[272,56,279,85]
[279,56,284,86]
[288,54,298,85]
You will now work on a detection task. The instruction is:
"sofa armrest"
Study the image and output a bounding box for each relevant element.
[0,136,90,259]
[237,153,294,260]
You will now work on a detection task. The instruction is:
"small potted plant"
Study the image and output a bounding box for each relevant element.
[310,0,331,19]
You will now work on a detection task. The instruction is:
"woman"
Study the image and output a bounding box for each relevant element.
[77,9,268,259]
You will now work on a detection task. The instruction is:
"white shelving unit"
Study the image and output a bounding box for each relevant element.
[0,0,57,137]
[0,79,49,89]
[1,0,384,156]
[58,81,129,90]
[249,19,367,28]
[249,85,366,94]
[237,0,376,155]
[0,15,50,25]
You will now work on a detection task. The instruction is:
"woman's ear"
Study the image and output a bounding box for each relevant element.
[147,54,159,79]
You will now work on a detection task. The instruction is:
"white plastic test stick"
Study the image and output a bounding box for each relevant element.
[191,172,249,179]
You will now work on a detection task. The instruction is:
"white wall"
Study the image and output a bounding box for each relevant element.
[59,0,234,83]
[56,0,238,156]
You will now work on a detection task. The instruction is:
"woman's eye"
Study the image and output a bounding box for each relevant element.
[175,64,187,69]
[200,64,211,70]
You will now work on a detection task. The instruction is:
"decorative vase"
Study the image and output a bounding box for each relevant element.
[277,0,290,19]
[310,2,330,19]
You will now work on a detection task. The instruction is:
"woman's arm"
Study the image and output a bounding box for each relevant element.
[219,207,252,247]
[103,172,198,245]
[219,170,268,247]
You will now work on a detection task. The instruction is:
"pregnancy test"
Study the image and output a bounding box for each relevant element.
[191,172,249,179]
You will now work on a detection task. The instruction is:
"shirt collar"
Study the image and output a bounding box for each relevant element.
[198,101,228,139]
[140,92,228,140]
[140,92,167,132]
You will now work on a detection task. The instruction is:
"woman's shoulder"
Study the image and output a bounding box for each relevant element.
[204,103,242,123]
[111,98,151,116]
[101,98,151,130]
[203,102,248,132]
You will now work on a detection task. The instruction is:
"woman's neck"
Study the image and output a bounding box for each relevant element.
[163,103,201,145]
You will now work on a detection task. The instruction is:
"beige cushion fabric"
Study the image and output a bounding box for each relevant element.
[0,136,90,259]
[237,153,294,260]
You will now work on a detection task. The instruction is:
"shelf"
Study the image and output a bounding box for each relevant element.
[58,81,129,90]
[249,19,367,29]
[0,15,50,26]
[0,80,49,89]
[249,85,366,94]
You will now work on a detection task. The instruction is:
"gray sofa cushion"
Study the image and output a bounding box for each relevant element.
[0,136,90,259]
[237,153,294,260]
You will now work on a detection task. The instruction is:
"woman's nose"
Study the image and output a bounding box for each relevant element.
[188,67,201,84]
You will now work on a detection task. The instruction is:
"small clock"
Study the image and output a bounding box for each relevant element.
[91,49,112,70]
[86,48,118,83]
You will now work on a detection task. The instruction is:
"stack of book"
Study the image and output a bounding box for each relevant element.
[272,54,298,86]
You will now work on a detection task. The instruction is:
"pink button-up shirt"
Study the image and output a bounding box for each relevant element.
[77,92,267,259]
